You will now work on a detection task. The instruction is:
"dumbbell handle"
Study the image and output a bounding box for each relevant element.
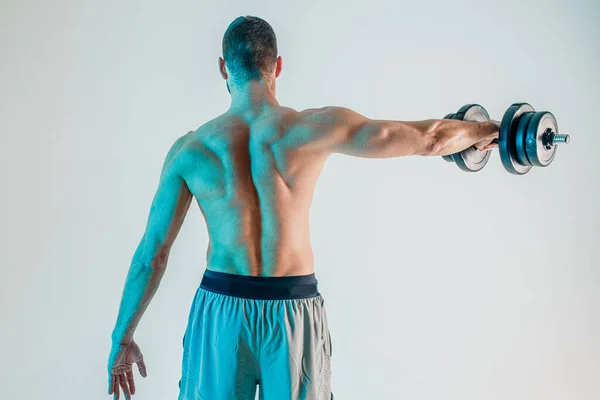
[490,132,570,146]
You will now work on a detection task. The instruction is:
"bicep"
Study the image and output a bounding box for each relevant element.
[348,118,435,158]
[141,139,194,264]
[143,172,192,248]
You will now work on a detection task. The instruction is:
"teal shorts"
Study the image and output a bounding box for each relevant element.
[178,270,333,400]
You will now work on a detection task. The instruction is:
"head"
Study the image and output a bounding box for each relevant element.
[219,16,282,93]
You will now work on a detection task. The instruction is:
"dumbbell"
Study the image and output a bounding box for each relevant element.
[443,103,571,174]
[498,103,570,175]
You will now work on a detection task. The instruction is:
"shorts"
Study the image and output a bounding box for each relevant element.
[178,269,333,400]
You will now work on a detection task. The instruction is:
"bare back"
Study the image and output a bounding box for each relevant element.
[165,101,494,277]
[176,106,334,277]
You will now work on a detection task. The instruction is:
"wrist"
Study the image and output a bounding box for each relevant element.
[111,332,131,346]
[483,121,499,140]
[487,119,500,138]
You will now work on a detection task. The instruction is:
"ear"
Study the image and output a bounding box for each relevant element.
[219,57,228,80]
[275,56,282,78]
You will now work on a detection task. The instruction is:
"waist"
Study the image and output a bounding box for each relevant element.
[200,269,320,300]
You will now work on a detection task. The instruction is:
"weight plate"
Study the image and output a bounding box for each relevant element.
[442,113,456,162]
[449,152,462,165]
[499,103,534,175]
[452,104,492,172]
[514,111,534,166]
[526,111,558,167]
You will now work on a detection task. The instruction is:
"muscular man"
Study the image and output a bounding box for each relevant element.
[107,15,499,400]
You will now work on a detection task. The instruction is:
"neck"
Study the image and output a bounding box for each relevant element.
[229,77,279,113]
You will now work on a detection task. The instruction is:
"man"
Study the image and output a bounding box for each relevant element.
[107,15,499,400]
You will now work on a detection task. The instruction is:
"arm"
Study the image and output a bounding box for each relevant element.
[110,135,193,346]
[309,106,499,158]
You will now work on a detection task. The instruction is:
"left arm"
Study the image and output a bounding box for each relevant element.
[108,136,193,398]
[110,135,193,346]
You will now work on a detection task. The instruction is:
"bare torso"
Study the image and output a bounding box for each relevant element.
[176,105,330,277]
[161,97,496,278]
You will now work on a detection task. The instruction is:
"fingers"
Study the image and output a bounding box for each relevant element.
[109,374,114,395]
[476,143,498,152]
[137,359,147,378]
[114,374,120,400]
[126,370,136,395]
[119,373,132,400]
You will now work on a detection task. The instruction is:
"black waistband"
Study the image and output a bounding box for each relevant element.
[200,269,320,300]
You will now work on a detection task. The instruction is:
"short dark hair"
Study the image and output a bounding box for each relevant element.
[222,16,278,82]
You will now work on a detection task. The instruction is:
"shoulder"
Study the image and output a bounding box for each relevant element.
[171,118,229,164]
[169,115,224,156]
[299,106,363,125]
[163,131,194,164]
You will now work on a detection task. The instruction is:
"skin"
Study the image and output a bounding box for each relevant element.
[107,55,500,399]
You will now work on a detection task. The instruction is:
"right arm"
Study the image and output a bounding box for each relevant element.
[306,106,499,158]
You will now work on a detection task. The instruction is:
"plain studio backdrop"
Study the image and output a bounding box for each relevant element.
[1,0,599,399]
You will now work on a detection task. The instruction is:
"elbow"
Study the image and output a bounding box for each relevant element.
[347,122,394,156]
[140,239,171,269]
[150,246,171,269]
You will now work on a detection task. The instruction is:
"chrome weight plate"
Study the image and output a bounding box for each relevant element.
[525,111,559,167]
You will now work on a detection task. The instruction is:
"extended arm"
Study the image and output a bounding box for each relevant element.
[110,135,193,346]
[308,107,499,158]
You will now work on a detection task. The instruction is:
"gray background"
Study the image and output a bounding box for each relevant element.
[1,0,599,399]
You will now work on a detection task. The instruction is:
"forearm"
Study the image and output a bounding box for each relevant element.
[110,237,169,345]
[334,117,496,158]
[428,119,498,156]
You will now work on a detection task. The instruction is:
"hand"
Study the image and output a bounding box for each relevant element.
[107,339,147,400]
[474,120,500,152]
